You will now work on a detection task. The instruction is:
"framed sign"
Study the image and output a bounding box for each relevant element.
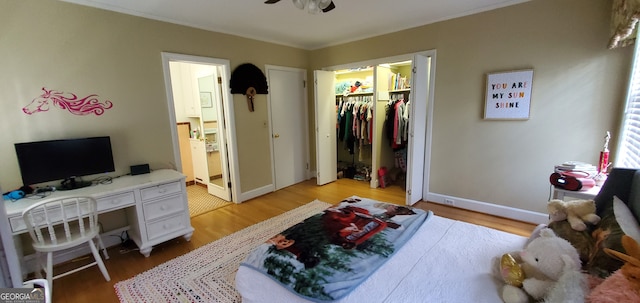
[200,92,213,108]
[484,69,533,120]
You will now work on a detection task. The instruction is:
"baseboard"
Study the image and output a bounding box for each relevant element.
[426,193,548,225]
[238,184,275,203]
[22,226,130,275]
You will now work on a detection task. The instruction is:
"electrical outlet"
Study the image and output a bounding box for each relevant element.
[444,198,455,206]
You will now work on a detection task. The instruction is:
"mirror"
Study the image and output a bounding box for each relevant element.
[198,75,218,122]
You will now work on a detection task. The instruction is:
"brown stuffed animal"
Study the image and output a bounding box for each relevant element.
[547,199,601,231]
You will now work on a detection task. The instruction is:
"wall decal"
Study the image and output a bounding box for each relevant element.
[23,87,114,116]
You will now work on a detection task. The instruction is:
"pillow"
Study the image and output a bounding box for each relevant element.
[586,196,640,277]
[613,196,640,243]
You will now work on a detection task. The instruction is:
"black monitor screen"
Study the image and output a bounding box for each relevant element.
[15,136,115,188]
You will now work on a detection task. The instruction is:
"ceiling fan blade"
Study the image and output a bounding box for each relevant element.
[322,1,336,13]
[264,0,281,4]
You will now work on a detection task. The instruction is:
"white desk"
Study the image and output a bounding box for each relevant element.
[551,185,601,201]
[5,169,194,259]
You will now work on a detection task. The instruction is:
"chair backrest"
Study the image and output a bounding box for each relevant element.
[22,196,99,248]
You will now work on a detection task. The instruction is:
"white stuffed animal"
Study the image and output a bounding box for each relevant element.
[501,228,588,303]
[547,199,600,231]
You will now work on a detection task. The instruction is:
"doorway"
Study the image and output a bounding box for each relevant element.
[161,52,240,203]
[314,51,436,205]
[266,66,310,190]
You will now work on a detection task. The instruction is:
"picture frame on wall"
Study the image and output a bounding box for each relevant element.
[484,69,533,120]
[200,92,213,108]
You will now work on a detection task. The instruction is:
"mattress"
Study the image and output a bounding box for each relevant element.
[236,215,528,303]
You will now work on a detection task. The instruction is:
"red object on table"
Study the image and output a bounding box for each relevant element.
[598,151,609,174]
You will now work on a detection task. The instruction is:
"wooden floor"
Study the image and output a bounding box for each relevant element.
[50,178,536,302]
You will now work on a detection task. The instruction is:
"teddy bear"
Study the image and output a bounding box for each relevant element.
[499,228,588,303]
[547,199,601,231]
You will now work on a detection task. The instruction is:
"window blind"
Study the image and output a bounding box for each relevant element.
[616,32,640,169]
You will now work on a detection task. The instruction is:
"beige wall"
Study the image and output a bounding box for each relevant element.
[0,0,307,195]
[0,0,632,217]
[309,0,632,214]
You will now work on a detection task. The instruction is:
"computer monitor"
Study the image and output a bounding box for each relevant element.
[14,136,115,190]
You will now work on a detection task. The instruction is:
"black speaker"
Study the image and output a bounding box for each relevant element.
[130,164,150,175]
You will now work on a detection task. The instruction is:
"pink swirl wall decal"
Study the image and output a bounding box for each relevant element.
[23,87,114,116]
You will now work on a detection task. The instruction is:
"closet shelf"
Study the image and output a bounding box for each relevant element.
[335,67,373,74]
[389,89,411,93]
[336,91,374,97]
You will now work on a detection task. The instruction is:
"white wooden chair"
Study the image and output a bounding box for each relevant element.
[21,196,111,290]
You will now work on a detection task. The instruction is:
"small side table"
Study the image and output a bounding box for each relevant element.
[552,185,602,201]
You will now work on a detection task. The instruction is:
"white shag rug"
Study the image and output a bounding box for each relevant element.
[114,200,331,303]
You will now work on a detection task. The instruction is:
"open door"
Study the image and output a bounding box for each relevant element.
[205,66,232,201]
[406,54,430,205]
[314,70,337,185]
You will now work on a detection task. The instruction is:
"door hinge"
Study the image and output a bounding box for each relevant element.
[407,189,412,195]
[306,163,309,170]
[228,182,232,188]
[412,67,417,74]
[303,80,306,88]
[218,77,222,84]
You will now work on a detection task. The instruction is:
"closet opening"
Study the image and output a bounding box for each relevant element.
[315,50,435,205]
[333,60,412,191]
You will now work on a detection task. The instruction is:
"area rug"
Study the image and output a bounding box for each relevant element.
[114,200,332,303]
[186,185,232,217]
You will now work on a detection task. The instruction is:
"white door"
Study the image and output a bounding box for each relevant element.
[206,66,232,201]
[406,54,430,205]
[267,67,309,190]
[314,70,337,185]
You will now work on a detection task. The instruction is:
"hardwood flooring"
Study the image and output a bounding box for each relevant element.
[50,178,536,302]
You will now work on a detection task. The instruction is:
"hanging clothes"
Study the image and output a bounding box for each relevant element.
[337,96,374,155]
[384,93,410,151]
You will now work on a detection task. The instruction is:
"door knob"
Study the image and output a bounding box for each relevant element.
[274,134,280,138]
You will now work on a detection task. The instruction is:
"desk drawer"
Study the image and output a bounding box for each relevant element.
[10,216,27,234]
[140,181,182,201]
[146,214,188,241]
[142,195,185,221]
[97,192,135,212]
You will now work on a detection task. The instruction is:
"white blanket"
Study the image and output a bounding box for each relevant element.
[236,215,528,303]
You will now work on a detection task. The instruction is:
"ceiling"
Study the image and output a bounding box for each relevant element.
[61,0,529,50]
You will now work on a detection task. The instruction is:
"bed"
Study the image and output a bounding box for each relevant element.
[235,168,640,303]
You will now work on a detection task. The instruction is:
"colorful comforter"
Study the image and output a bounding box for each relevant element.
[239,196,430,302]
